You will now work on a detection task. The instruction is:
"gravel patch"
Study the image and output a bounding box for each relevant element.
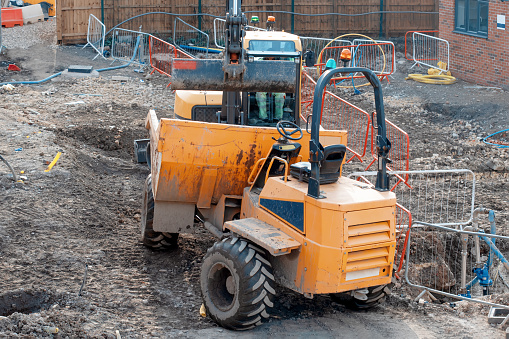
[1,19,57,49]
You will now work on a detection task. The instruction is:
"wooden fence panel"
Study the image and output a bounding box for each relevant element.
[58,0,439,45]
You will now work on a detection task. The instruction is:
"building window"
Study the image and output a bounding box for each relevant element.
[455,0,489,37]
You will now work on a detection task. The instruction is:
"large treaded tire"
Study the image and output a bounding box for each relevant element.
[140,175,179,250]
[201,237,276,330]
[330,284,393,310]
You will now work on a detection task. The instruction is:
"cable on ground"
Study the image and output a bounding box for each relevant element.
[0,154,17,182]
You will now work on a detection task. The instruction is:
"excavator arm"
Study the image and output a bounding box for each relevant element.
[170,0,299,124]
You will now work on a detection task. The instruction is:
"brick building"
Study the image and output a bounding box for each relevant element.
[439,0,509,89]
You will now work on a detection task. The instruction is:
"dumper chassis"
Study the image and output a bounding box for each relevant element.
[139,66,396,330]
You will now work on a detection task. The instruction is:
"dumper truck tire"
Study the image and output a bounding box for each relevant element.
[330,284,393,310]
[200,237,275,330]
[140,175,179,250]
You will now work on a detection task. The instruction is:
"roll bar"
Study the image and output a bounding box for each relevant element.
[307,67,391,198]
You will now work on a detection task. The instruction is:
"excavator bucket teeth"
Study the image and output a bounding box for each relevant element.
[171,59,298,92]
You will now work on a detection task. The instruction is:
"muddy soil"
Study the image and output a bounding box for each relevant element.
[0,21,508,338]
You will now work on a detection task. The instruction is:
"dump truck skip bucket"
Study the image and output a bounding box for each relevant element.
[171,58,298,92]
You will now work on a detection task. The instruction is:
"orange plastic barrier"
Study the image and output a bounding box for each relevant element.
[321,90,370,163]
[394,203,412,274]
[300,71,371,164]
[299,71,316,122]
[149,36,176,77]
[149,36,195,85]
[1,8,23,28]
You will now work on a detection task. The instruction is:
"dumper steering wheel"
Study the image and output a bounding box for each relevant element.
[276,121,303,141]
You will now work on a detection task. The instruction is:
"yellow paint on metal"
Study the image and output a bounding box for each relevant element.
[245,176,396,294]
[174,90,223,120]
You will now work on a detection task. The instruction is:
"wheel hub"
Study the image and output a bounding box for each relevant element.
[226,276,235,295]
[208,263,236,311]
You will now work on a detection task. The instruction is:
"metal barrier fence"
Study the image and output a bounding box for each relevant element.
[110,28,151,67]
[83,14,106,60]
[321,90,370,162]
[352,39,396,79]
[214,18,265,49]
[364,113,410,185]
[404,30,438,61]
[411,32,450,74]
[349,169,476,227]
[300,37,351,69]
[174,17,210,56]
[350,169,477,275]
[213,18,226,49]
[317,43,393,84]
[405,221,509,309]
[149,35,195,79]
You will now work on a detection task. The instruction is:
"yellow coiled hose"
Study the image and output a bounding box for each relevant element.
[405,74,457,85]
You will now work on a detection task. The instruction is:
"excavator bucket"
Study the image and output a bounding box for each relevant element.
[171,58,299,92]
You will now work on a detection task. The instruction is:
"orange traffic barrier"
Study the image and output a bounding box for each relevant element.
[300,71,371,164]
[394,203,412,274]
[321,90,370,163]
[1,8,23,28]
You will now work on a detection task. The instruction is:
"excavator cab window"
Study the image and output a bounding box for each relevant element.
[248,40,296,53]
[245,91,295,127]
[243,40,298,127]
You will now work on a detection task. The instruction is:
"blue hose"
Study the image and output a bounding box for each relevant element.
[482,129,509,148]
[0,72,62,86]
[0,35,142,86]
[96,35,141,72]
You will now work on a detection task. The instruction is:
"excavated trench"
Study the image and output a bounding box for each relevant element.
[0,290,50,317]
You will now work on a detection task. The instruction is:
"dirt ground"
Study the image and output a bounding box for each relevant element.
[0,20,508,338]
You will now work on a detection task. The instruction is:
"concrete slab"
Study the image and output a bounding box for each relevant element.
[60,69,99,79]
[68,65,94,73]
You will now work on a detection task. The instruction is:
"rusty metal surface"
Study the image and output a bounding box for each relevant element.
[153,119,281,204]
[153,201,195,233]
[224,218,301,256]
[171,59,297,92]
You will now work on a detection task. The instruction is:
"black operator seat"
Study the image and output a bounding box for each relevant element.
[253,141,302,190]
[290,144,346,184]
